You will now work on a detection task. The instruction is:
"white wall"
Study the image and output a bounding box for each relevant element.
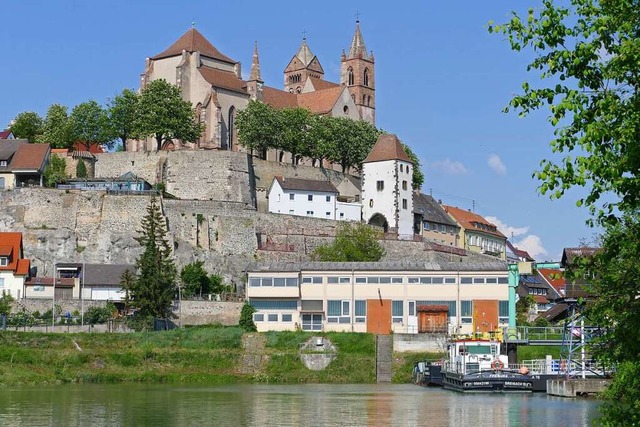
[0,272,24,299]
[336,201,361,221]
[268,181,337,220]
[361,159,413,236]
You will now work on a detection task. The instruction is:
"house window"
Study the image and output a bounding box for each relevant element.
[326,212,331,217]
[0,257,8,267]
[289,210,294,214]
[339,213,344,219]
[253,313,264,322]
[327,300,350,323]
[499,300,510,324]
[402,199,407,209]
[408,301,416,316]
[424,222,430,230]
[326,195,331,202]
[268,314,279,322]
[348,67,354,85]
[308,194,313,201]
[302,276,322,284]
[392,300,403,324]
[376,180,384,191]
[0,161,6,167]
[0,278,4,288]
[289,194,294,200]
[364,68,369,87]
[461,300,473,324]
[302,313,323,331]
[306,211,314,216]
[355,300,366,323]
[400,164,404,172]
[402,180,407,191]
[282,314,293,322]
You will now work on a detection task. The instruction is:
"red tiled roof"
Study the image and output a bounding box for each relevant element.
[0,130,13,139]
[297,86,343,114]
[363,134,412,164]
[307,76,339,91]
[73,141,104,154]
[262,86,299,109]
[533,295,549,304]
[561,247,600,266]
[199,66,247,94]
[442,205,506,239]
[0,245,12,256]
[16,259,30,276]
[151,28,236,64]
[538,268,565,294]
[0,232,24,272]
[10,143,50,171]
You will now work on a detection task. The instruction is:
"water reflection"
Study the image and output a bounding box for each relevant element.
[0,384,600,426]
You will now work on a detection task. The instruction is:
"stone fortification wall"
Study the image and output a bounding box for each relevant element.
[95,151,253,203]
[176,301,243,326]
[252,159,358,212]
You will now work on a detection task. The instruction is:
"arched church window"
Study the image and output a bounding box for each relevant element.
[367,96,371,106]
[296,87,301,94]
[348,67,354,85]
[364,68,369,87]
[351,94,355,102]
[362,94,366,104]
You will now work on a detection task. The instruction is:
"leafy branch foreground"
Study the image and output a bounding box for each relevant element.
[0,328,378,386]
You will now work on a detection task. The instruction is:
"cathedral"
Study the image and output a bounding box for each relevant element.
[131,21,375,153]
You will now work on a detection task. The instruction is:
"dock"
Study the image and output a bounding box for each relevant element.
[547,378,610,397]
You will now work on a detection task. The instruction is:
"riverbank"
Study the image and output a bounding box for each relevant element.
[0,326,381,385]
[0,327,562,386]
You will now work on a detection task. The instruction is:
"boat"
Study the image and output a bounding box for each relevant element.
[439,338,533,392]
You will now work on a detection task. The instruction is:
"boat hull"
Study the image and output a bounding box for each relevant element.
[442,370,533,392]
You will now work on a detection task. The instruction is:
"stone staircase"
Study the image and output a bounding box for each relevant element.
[239,333,267,375]
[376,334,393,383]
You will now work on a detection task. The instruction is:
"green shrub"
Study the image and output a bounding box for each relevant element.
[239,302,257,332]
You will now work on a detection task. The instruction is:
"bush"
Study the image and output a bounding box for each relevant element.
[239,302,257,332]
[533,317,550,327]
[85,303,116,325]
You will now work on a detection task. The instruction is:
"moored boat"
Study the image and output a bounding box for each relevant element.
[440,338,533,392]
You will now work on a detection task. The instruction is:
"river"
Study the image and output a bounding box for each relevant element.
[0,384,600,426]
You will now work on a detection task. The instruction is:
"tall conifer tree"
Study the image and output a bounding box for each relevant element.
[126,196,177,318]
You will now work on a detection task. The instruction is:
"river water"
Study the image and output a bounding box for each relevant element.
[0,383,600,426]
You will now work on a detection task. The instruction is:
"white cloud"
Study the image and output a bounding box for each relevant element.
[517,235,548,260]
[485,216,529,238]
[487,154,507,175]
[430,158,468,175]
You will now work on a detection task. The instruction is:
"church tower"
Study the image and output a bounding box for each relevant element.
[246,41,264,101]
[284,37,325,93]
[341,20,375,125]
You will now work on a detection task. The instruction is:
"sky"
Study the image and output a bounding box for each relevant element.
[0,1,600,261]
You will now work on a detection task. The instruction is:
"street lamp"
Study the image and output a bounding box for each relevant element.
[52,261,56,331]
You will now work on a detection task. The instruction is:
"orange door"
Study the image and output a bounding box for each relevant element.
[473,300,499,333]
[367,299,391,334]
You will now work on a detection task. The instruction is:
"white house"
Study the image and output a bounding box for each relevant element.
[361,134,414,238]
[268,176,361,221]
[0,232,31,299]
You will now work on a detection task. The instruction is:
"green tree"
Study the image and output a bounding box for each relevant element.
[239,302,257,332]
[84,303,116,325]
[313,222,385,262]
[123,196,177,318]
[43,154,67,187]
[236,100,279,156]
[489,1,640,223]
[515,295,535,326]
[276,107,312,165]
[402,143,424,190]
[76,159,87,178]
[135,79,202,151]
[491,4,640,421]
[69,100,115,149]
[326,117,380,172]
[42,104,74,148]
[180,261,212,298]
[108,88,140,151]
[0,291,14,315]
[9,111,43,142]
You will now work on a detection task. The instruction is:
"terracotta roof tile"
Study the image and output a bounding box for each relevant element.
[297,86,343,114]
[538,268,565,295]
[442,205,506,239]
[0,130,13,139]
[199,66,247,94]
[363,134,412,164]
[16,259,30,276]
[0,232,25,273]
[10,143,50,171]
[151,28,236,64]
[262,86,299,109]
[273,176,338,193]
[533,295,549,304]
[0,245,12,256]
[307,76,340,91]
[73,142,104,153]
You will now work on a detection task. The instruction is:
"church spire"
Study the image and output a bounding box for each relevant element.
[249,41,262,82]
[295,37,315,67]
[347,20,369,60]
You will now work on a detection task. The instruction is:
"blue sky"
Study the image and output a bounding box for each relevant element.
[1,1,598,261]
